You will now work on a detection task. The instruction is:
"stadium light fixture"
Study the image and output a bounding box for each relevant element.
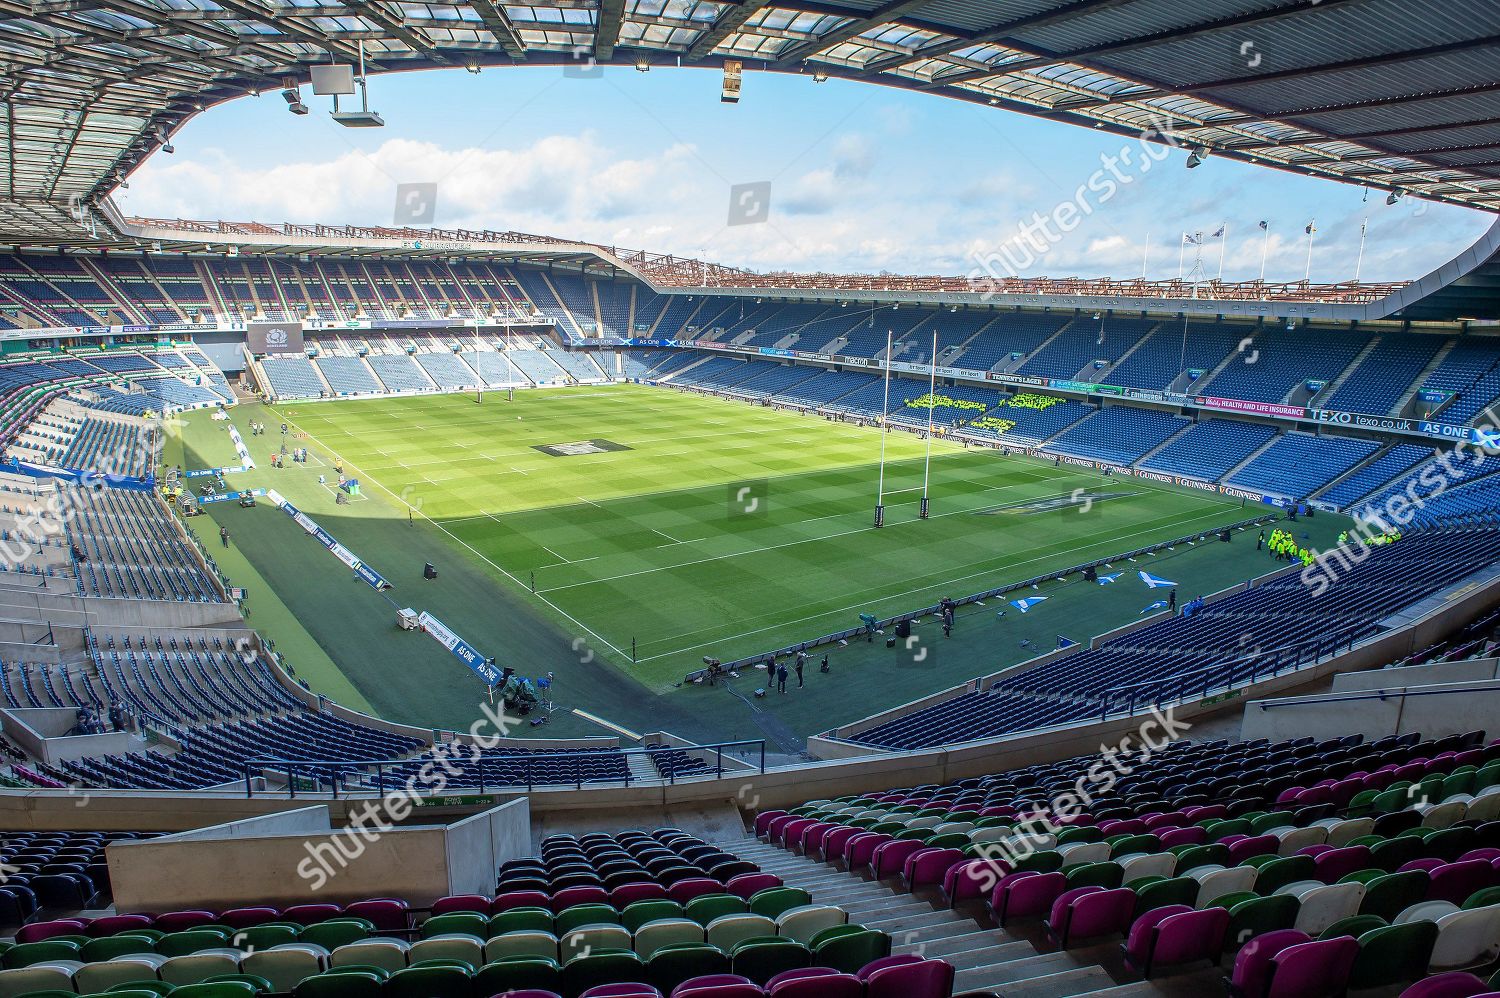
[282,81,308,116]
[1186,147,1209,169]
[635,55,651,72]
[1387,189,1404,205]
[812,72,829,83]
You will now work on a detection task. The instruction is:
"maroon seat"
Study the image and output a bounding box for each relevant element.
[671,973,762,998]
[1229,929,1312,998]
[844,832,892,869]
[725,874,781,900]
[1121,904,1229,978]
[789,822,832,855]
[219,906,280,929]
[551,886,610,913]
[1427,859,1497,905]
[1314,845,1373,884]
[667,878,725,904]
[86,913,154,937]
[1228,834,1280,864]
[432,894,491,916]
[753,811,788,838]
[766,967,860,998]
[1046,886,1135,948]
[904,848,964,891]
[579,984,662,998]
[818,826,862,863]
[763,815,799,844]
[1398,971,1494,998]
[862,957,955,998]
[612,882,670,907]
[282,903,342,925]
[775,818,816,848]
[16,918,87,943]
[1264,936,1359,998]
[870,838,926,879]
[1159,826,1207,849]
[990,871,1066,925]
[153,909,218,932]
[942,858,1005,907]
[344,898,409,930]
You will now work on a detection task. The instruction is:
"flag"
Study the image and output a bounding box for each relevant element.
[1009,596,1048,613]
[1057,635,1078,650]
[1474,427,1500,450]
[1305,220,1317,234]
[1258,220,1268,230]
[1139,571,1179,589]
[1183,233,1202,245]
[1140,600,1168,615]
[1210,224,1225,238]
[1097,572,1121,585]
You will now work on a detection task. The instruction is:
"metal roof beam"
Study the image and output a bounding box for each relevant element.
[594,0,626,60]
[684,0,772,61]
[770,0,929,68]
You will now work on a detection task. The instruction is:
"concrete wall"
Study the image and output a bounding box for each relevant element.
[1242,679,1500,743]
[1332,658,1500,693]
[443,798,529,897]
[0,707,146,764]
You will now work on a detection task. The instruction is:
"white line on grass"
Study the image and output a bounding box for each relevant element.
[274,410,632,663]
[631,505,1246,662]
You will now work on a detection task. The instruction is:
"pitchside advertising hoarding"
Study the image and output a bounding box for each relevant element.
[246,320,305,355]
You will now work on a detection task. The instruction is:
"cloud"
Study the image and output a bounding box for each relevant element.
[126,129,1492,284]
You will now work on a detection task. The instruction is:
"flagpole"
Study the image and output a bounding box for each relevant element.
[1258,223,1270,283]
[920,329,936,520]
[1217,223,1228,282]
[1140,231,1150,281]
[1354,217,1368,284]
[874,327,893,529]
[1177,234,1186,281]
[1304,222,1316,283]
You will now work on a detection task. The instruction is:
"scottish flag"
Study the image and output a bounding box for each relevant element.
[1139,571,1178,589]
[1140,600,1169,615]
[1097,572,1121,585]
[1009,596,1048,613]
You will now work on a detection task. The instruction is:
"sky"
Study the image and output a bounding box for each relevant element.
[124,65,1495,284]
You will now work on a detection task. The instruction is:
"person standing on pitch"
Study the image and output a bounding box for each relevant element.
[776,660,788,694]
[795,652,805,688]
[1168,589,1178,613]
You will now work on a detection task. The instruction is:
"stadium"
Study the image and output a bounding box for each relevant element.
[1,0,1500,996]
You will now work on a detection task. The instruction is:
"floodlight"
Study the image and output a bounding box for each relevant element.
[1387,189,1404,205]
[1186,146,1209,169]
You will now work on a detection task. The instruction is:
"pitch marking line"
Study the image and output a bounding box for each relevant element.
[275,409,631,664]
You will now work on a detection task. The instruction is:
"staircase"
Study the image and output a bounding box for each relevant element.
[721,835,1215,996]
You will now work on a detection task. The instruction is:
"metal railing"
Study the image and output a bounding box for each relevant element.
[242,739,766,799]
[1254,683,1500,711]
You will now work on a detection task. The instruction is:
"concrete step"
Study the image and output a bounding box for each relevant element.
[996,964,1125,997]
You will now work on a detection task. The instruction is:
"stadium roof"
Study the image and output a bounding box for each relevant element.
[4,0,1500,217]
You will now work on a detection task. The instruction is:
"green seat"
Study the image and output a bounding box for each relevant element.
[1318,914,1386,940]
[924,833,970,850]
[1063,862,1122,892]
[229,926,298,952]
[81,936,156,962]
[1133,876,1199,917]
[559,951,643,997]
[485,908,552,938]
[1426,826,1476,861]
[1110,834,1160,859]
[1225,895,1300,952]
[3,940,81,968]
[867,822,904,836]
[1345,790,1379,817]
[1202,819,1251,841]
[1370,836,1428,872]
[201,975,270,994]
[1440,767,1477,800]
[105,984,174,995]
[156,931,231,958]
[646,943,730,994]
[292,971,383,998]
[1238,854,1284,871]
[1252,856,1315,895]
[684,895,746,927]
[1206,891,1257,913]
[893,828,928,842]
[419,913,486,940]
[1173,845,1229,871]
[730,938,811,986]
[972,817,1011,830]
[1249,812,1294,835]
[1347,921,1439,991]
[812,929,890,974]
[470,957,559,996]
[1056,826,1103,846]
[1372,787,1412,815]
[553,904,620,936]
[1013,851,1063,874]
[1462,885,1500,910]
[621,900,684,934]
[383,966,473,998]
[94,991,165,998]
[747,888,811,920]
[166,985,258,998]
[298,921,372,952]
[1360,871,1430,922]
[10,990,76,998]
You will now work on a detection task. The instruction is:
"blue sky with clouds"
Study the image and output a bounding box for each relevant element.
[126,65,1494,283]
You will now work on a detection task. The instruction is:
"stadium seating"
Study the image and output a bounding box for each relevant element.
[1044,406,1190,465]
[1322,334,1446,415]
[260,358,326,399]
[1227,432,1382,499]
[1018,316,1156,380]
[1138,418,1278,481]
[315,356,382,396]
[367,353,436,392]
[414,351,482,389]
[1320,443,1431,508]
[1205,328,1368,404]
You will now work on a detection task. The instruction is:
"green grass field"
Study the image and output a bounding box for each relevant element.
[170,384,1344,748]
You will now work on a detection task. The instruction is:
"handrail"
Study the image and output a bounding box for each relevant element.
[241,738,767,799]
[1254,682,1500,711]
